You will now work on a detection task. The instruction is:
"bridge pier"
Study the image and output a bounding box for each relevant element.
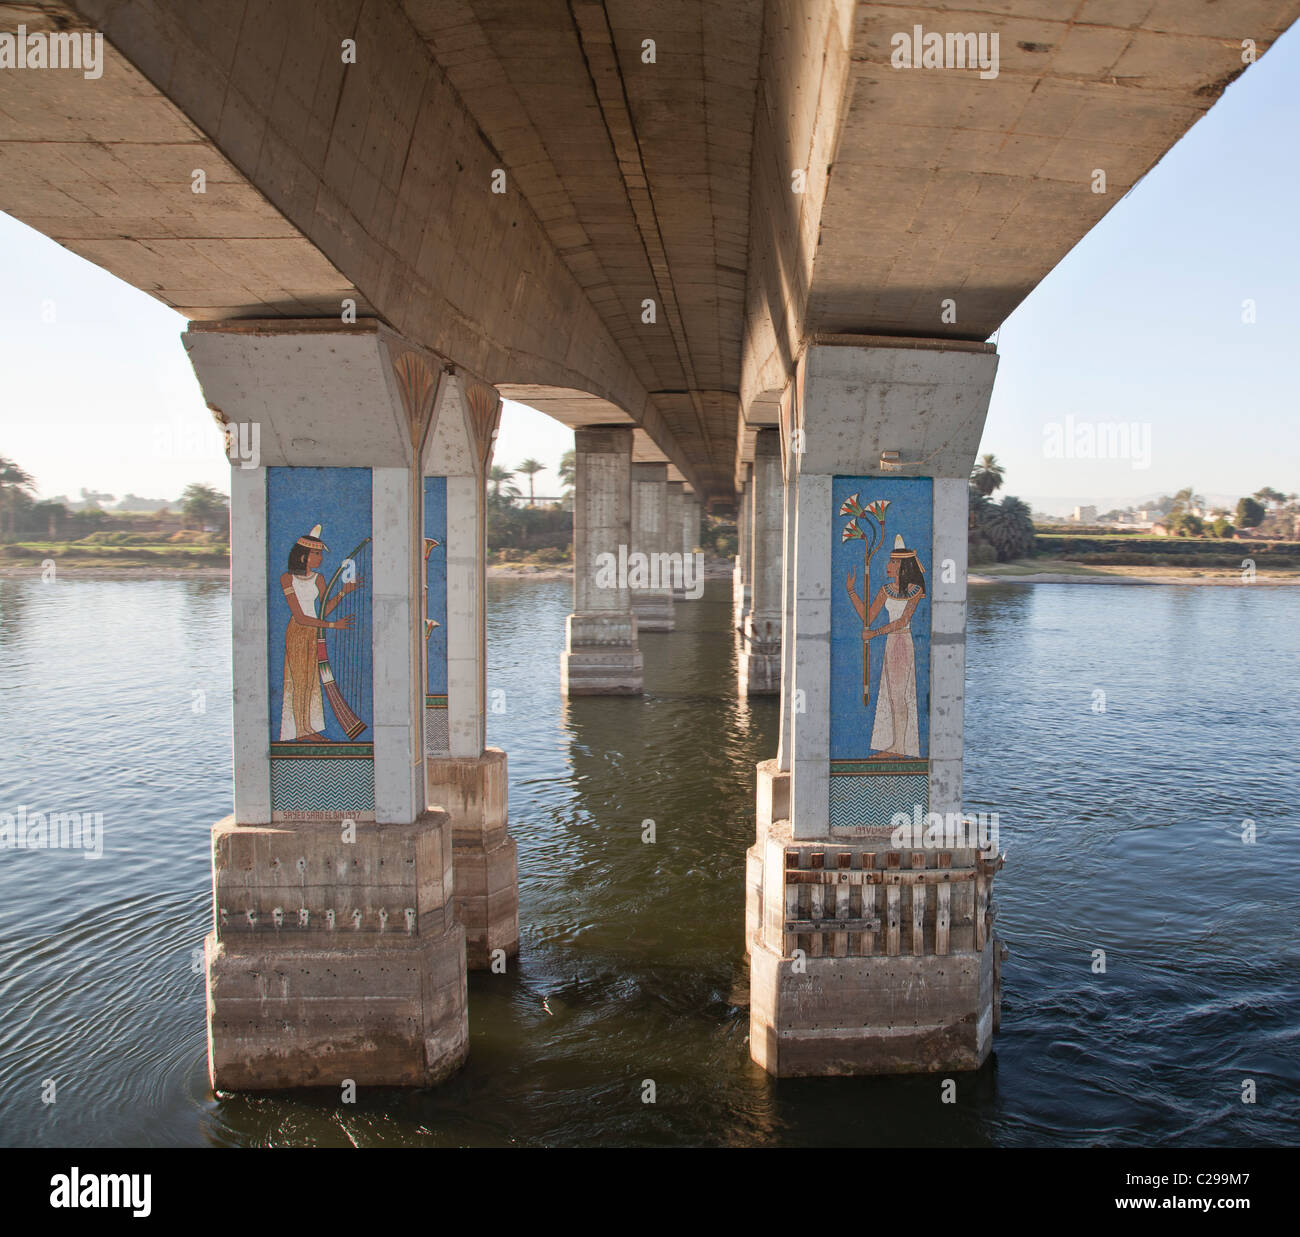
[734,465,752,631]
[666,480,689,602]
[683,491,702,571]
[185,320,470,1089]
[562,426,644,696]
[630,463,675,630]
[740,428,782,694]
[747,339,1005,1076]
[421,374,519,971]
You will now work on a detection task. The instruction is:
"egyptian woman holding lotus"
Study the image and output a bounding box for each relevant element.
[279,524,364,742]
[845,533,926,759]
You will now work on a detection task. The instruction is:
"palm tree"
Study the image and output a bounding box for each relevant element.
[488,464,519,503]
[970,453,1005,497]
[557,449,575,495]
[1169,486,1204,516]
[0,456,36,539]
[977,495,1035,561]
[516,458,545,506]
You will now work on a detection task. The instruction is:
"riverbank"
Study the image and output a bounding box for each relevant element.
[0,564,229,579]
[970,558,1300,585]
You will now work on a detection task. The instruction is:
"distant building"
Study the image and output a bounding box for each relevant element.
[1070,505,1097,523]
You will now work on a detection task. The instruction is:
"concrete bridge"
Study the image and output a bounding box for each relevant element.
[3,0,1293,1086]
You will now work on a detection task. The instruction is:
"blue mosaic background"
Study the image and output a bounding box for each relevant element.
[424,475,448,697]
[829,475,932,761]
[266,466,373,745]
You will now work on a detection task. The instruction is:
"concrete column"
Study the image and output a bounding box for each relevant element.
[666,480,688,602]
[748,339,1005,1078]
[562,425,643,695]
[683,491,701,558]
[629,463,674,629]
[183,319,467,1090]
[733,465,752,631]
[422,374,518,971]
[740,428,782,693]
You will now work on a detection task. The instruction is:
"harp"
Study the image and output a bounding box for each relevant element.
[317,537,372,740]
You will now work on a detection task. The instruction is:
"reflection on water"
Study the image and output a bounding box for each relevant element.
[0,575,1297,1146]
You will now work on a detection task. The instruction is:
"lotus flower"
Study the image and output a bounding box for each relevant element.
[839,493,865,518]
[841,520,865,543]
[865,499,890,523]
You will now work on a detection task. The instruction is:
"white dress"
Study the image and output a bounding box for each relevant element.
[280,571,326,740]
[869,588,921,756]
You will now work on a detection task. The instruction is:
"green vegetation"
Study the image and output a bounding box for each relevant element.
[969,458,1034,563]
[1236,496,1265,529]
[970,453,1005,498]
[0,455,230,570]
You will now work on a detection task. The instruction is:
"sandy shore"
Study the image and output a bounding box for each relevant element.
[0,565,229,579]
[970,568,1300,587]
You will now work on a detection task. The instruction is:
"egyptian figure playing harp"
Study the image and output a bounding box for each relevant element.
[278,523,371,741]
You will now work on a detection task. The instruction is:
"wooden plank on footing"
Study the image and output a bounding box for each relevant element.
[936,852,951,955]
[885,853,901,955]
[833,852,851,957]
[910,852,926,956]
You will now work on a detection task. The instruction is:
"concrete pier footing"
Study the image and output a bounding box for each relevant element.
[746,764,1001,1075]
[426,747,518,970]
[205,813,468,1090]
[746,340,1004,1077]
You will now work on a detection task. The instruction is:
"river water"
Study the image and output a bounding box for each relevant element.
[0,575,1296,1147]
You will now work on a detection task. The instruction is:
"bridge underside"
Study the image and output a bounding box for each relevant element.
[4,0,1293,500]
[2,0,1294,1085]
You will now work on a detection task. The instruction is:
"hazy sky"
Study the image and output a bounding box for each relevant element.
[1,24,1296,513]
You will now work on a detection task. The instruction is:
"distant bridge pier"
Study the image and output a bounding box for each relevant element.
[683,492,703,572]
[562,426,644,696]
[747,338,1005,1076]
[734,464,753,632]
[666,481,689,602]
[185,320,470,1089]
[630,463,675,631]
[739,428,782,694]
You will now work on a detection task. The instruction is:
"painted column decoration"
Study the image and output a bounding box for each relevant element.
[267,467,375,819]
[185,319,468,1091]
[423,476,448,754]
[829,477,931,830]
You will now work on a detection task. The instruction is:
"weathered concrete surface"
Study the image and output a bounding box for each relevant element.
[746,818,997,1076]
[749,941,995,1076]
[629,462,675,631]
[733,465,752,632]
[740,429,781,694]
[738,0,1300,441]
[563,426,643,695]
[787,340,998,839]
[205,812,467,1089]
[425,747,518,971]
